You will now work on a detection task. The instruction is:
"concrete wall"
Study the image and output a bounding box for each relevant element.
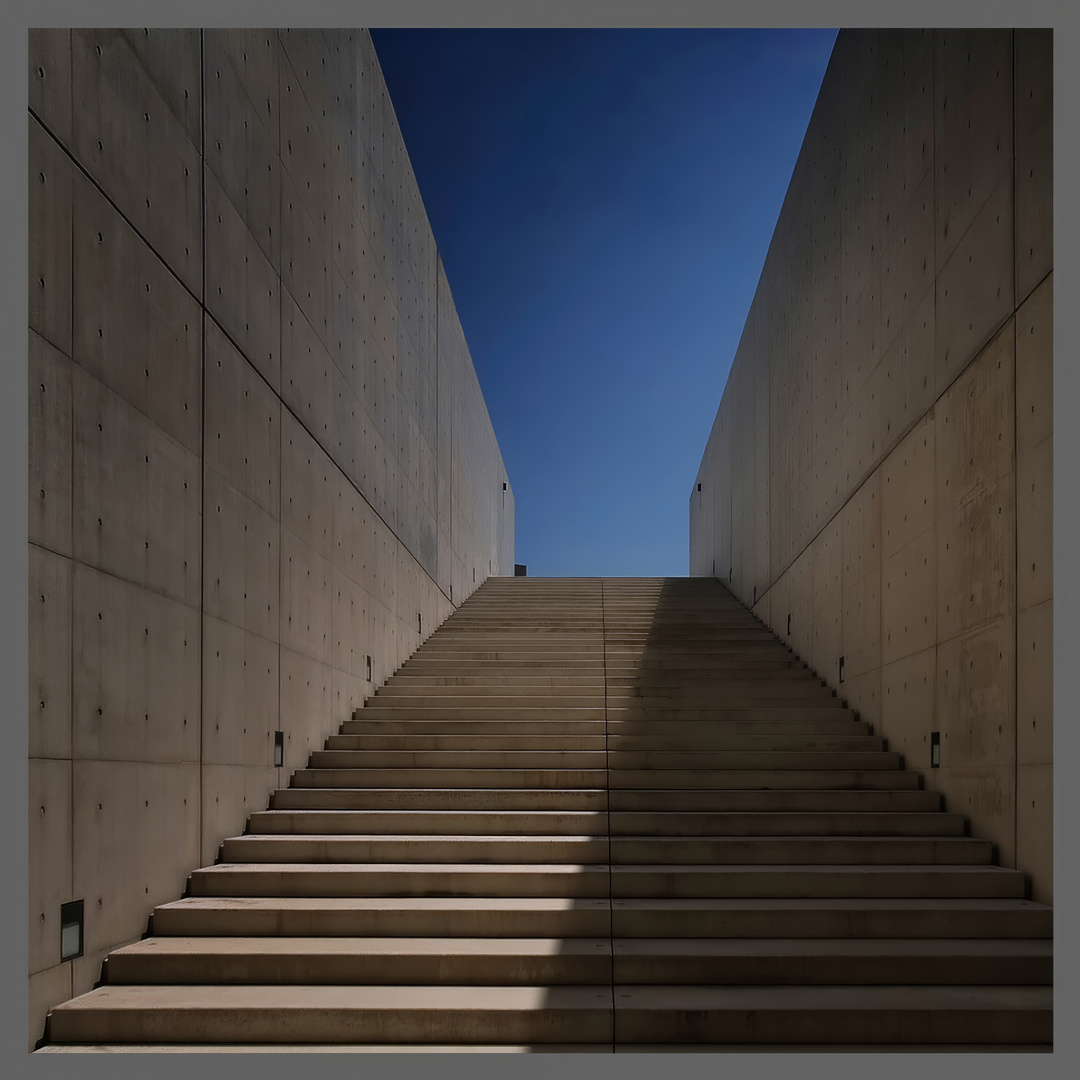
[690,30,1051,903]
[28,28,513,1047]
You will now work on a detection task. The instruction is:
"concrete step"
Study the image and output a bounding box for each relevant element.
[221,834,612,864]
[187,863,613,898]
[609,984,1051,1044]
[106,937,613,985]
[609,864,1025,899]
[307,749,899,771]
[341,718,610,736]
[608,769,920,790]
[152,896,613,937]
[611,938,1052,985]
[325,734,609,751]
[248,809,965,837]
[606,789,942,812]
[343,709,865,732]
[610,898,1051,939]
[151,895,1049,940]
[290,768,608,790]
[45,985,615,1045]
[220,834,992,866]
[270,787,608,811]
[609,811,965,836]
[308,750,609,770]
[186,862,1024,899]
[248,809,611,836]
[356,707,607,721]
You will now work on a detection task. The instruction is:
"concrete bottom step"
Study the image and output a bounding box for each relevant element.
[45,983,1051,1046]
[45,984,615,1045]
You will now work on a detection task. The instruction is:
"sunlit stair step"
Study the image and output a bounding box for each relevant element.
[220,834,611,864]
[105,937,612,985]
[45,985,615,1046]
[187,862,612,898]
[248,809,612,835]
[152,896,613,937]
[270,787,607,811]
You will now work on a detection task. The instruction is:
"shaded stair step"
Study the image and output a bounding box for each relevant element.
[608,836,992,864]
[606,789,942,812]
[608,811,965,836]
[608,863,1026,899]
[610,897,1051,938]
[610,984,1051,1045]
[609,769,921,790]
[611,938,1052,985]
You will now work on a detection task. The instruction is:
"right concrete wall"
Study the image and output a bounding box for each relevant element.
[690,30,1052,903]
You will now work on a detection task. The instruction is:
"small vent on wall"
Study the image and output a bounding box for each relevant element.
[514,564,527,577]
[838,655,845,683]
[787,613,791,636]
[365,655,372,682]
[931,731,941,768]
[273,731,284,767]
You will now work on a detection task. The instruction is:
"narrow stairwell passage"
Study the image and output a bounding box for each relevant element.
[41,578,1052,1051]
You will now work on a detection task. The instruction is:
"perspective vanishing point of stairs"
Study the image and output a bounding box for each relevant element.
[41,577,1052,1051]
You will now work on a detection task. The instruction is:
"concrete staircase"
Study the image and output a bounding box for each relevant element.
[42,577,1052,1050]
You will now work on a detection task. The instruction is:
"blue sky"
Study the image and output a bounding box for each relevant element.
[371,29,837,577]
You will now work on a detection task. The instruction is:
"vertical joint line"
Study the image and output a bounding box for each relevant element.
[601,579,614,1051]
[198,27,207,864]
[1011,29,1020,874]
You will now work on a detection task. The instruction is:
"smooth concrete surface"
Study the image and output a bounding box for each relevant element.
[690,30,1052,906]
[28,28,513,1050]
[42,578,1051,1050]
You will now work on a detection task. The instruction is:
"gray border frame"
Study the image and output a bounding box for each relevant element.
[5,3,1077,1079]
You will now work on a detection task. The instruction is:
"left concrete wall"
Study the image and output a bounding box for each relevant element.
[28,28,513,1050]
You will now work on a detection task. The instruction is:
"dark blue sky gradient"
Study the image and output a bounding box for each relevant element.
[371,29,837,577]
